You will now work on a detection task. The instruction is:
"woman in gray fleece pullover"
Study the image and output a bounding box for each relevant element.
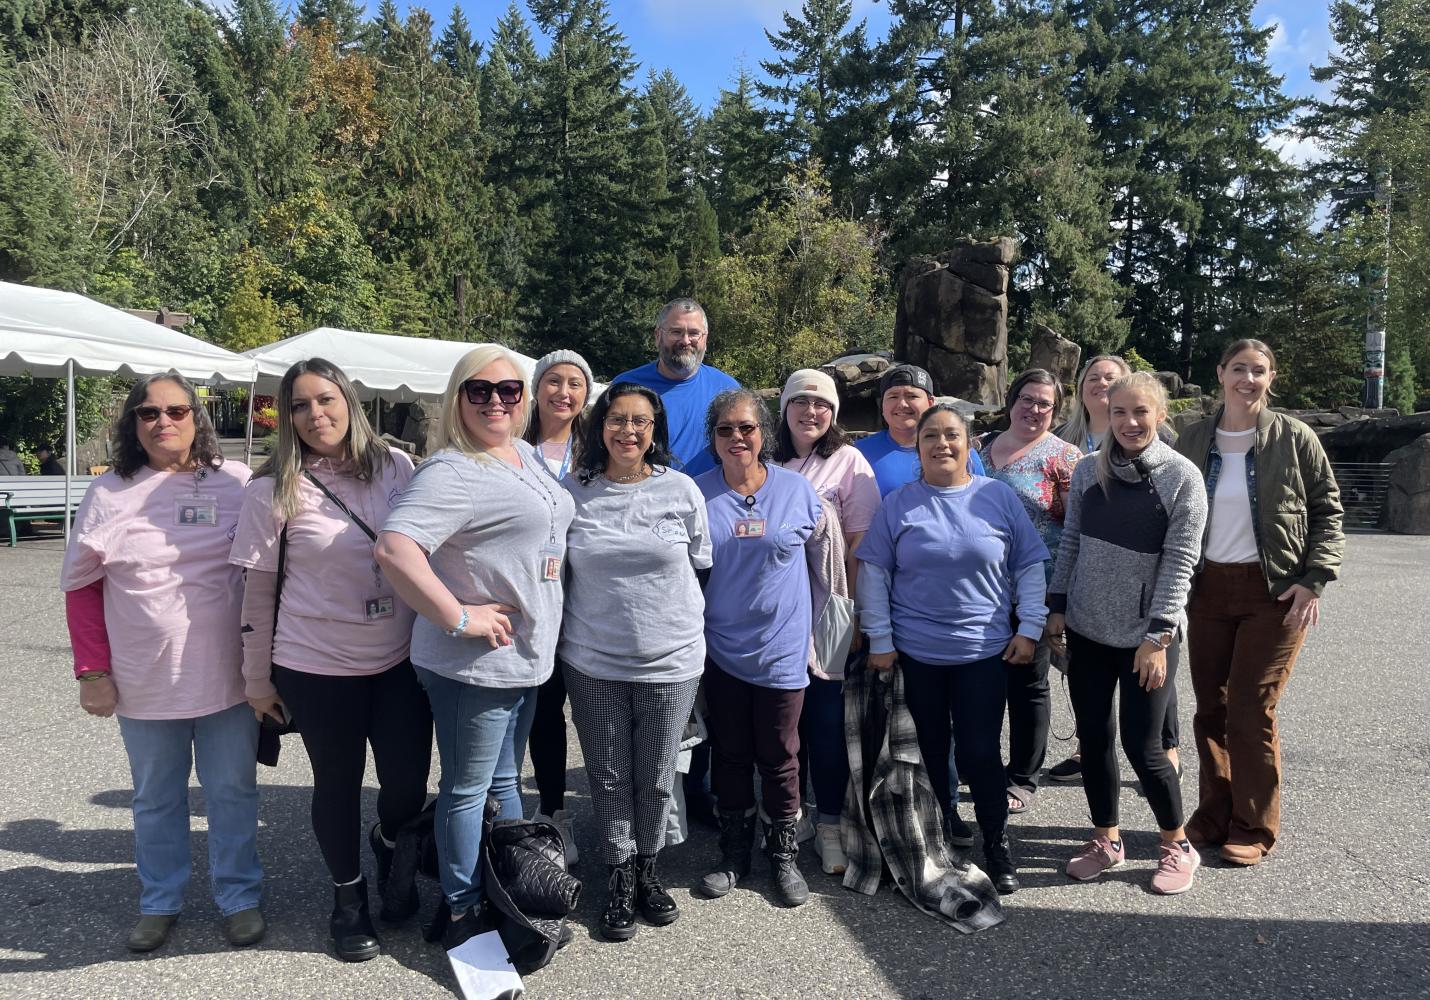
[1046,372,1208,896]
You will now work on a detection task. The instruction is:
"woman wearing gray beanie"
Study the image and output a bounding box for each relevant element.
[523,349,593,862]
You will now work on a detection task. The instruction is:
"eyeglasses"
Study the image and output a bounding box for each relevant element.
[1015,394,1055,413]
[660,326,706,341]
[789,396,833,413]
[461,379,524,406]
[715,423,760,439]
[604,415,655,431]
[134,405,193,423]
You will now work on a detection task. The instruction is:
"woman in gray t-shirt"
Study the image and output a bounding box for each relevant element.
[375,346,575,951]
[560,382,710,942]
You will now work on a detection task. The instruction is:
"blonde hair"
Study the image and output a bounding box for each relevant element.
[438,345,531,458]
[1095,372,1168,496]
[255,357,392,520]
[1058,354,1133,449]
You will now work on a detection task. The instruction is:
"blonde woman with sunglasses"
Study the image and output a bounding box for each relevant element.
[375,346,575,950]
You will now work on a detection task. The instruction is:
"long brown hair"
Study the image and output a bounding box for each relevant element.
[254,358,392,520]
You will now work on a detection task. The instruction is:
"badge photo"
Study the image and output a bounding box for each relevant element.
[175,494,218,526]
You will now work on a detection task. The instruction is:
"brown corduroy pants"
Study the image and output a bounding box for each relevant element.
[1186,562,1308,856]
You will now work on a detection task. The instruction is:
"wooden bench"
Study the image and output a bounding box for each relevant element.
[0,476,97,546]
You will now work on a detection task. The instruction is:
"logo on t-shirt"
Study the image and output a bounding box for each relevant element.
[652,516,690,545]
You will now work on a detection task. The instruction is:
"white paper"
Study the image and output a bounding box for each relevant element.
[447,930,525,1000]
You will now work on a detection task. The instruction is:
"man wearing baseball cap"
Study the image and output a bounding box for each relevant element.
[854,364,985,497]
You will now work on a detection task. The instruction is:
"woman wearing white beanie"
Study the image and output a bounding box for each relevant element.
[522,348,593,862]
[774,368,879,878]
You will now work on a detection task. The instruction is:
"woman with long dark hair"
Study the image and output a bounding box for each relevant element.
[62,373,263,952]
[521,349,593,864]
[231,357,430,962]
[559,382,709,940]
[857,403,1049,895]
[1176,339,1344,865]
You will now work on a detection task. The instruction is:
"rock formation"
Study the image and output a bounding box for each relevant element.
[1385,433,1430,534]
[893,238,1015,406]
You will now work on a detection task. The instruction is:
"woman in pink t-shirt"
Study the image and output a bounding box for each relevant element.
[61,373,263,954]
[773,368,879,880]
[230,358,428,964]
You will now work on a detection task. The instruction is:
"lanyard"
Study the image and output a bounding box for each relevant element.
[501,455,561,545]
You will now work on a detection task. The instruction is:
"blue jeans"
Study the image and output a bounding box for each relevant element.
[417,667,536,913]
[116,702,262,916]
[899,652,1009,843]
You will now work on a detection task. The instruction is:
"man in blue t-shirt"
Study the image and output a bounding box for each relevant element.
[611,298,739,478]
[855,364,985,496]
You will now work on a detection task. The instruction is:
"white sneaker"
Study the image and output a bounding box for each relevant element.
[534,810,579,867]
[794,808,817,845]
[816,823,847,875]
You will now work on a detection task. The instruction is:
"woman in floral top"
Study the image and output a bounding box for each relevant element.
[979,369,1082,816]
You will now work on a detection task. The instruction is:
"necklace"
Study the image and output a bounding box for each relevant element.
[605,463,650,484]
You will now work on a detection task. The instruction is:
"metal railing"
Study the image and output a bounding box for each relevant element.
[1329,462,1392,530]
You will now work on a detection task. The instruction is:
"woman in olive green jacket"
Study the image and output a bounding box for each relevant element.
[1175,339,1344,866]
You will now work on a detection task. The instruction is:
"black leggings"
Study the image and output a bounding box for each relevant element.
[528,662,569,816]
[274,660,433,884]
[1065,631,1184,832]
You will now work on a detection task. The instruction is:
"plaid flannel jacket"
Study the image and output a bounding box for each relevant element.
[839,657,1006,934]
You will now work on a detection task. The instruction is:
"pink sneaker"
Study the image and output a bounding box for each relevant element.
[1150,841,1200,895]
[1066,835,1125,881]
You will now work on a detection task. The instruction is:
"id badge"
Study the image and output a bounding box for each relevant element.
[364,596,395,620]
[734,518,766,538]
[541,545,563,582]
[175,494,218,526]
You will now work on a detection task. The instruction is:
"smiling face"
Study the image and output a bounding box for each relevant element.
[1217,348,1276,411]
[536,363,588,434]
[917,409,968,484]
[785,395,834,453]
[460,358,523,450]
[882,386,931,441]
[1081,359,1126,412]
[655,310,708,378]
[1108,385,1165,455]
[1010,380,1057,441]
[136,379,196,470]
[290,372,350,460]
[602,391,656,471]
[713,399,763,472]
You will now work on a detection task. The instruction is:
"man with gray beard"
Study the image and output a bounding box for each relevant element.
[611,298,738,478]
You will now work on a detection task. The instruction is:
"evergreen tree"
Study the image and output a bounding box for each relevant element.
[438,5,482,81]
[701,68,786,241]
[0,66,83,286]
[296,0,364,48]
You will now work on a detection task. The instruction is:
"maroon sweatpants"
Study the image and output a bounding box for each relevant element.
[702,661,804,821]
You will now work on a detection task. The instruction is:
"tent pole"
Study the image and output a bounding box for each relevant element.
[243,379,256,466]
[64,360,75,543]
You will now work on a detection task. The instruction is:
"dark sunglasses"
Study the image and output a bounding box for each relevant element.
[134,404,194,423]
[715,423,760,439]
[462,379,524,406]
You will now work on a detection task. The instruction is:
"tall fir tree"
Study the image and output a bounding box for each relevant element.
[701,68,786,242]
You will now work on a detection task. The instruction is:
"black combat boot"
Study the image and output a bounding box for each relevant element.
[699,809,757,898]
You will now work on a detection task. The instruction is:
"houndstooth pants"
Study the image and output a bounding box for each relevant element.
[565,666,701,866]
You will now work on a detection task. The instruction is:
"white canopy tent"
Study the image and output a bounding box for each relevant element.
[0,281,259,539]
[244,327,541,402]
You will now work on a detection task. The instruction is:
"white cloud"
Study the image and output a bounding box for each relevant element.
[1269,131,1327,167]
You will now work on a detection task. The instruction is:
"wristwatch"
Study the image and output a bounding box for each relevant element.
[1142,631,1173,650]
[444,607,470,638]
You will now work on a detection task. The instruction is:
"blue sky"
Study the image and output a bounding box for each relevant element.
[407,1,1335,111]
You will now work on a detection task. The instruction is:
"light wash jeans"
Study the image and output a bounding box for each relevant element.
[116,701,262,916]
[416,667,536,913]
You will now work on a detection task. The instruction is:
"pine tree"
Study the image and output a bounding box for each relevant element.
[438,5,482,81]
[296,0,364,48]
[701,69,786,241]
[0,66,83,286]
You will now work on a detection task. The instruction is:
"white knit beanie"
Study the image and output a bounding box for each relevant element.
[779,368,840,417]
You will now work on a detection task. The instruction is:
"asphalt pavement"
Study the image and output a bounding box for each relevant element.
[0,532,1426,1000]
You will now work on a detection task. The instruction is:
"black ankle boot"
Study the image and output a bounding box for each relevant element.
[767,817,809,907]
[983,835,1020,895]
[370,822,419,923]
[330,878,381,962]
[635,854,678,926]
[599,859,637,941]
[699,809,757,898]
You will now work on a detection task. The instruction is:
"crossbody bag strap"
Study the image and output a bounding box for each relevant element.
[303,469,378,541]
